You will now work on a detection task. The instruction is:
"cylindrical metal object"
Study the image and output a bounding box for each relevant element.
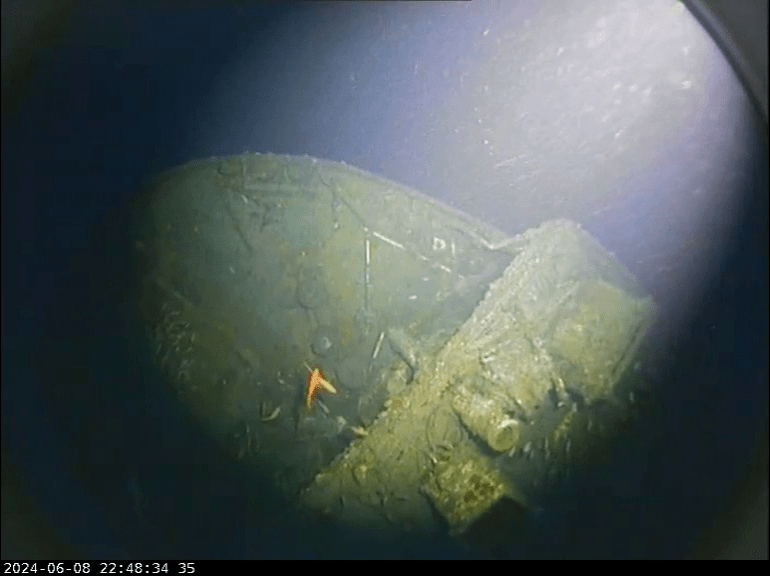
[451,385,521,453]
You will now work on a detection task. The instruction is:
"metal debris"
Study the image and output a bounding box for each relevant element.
[372,331,385,360]
[261,404,281,421]
[372,230,405,251]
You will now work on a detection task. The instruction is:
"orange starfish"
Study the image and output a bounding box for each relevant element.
[305,366,337,409]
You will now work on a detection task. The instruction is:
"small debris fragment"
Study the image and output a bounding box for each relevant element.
[261,404,281,421]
